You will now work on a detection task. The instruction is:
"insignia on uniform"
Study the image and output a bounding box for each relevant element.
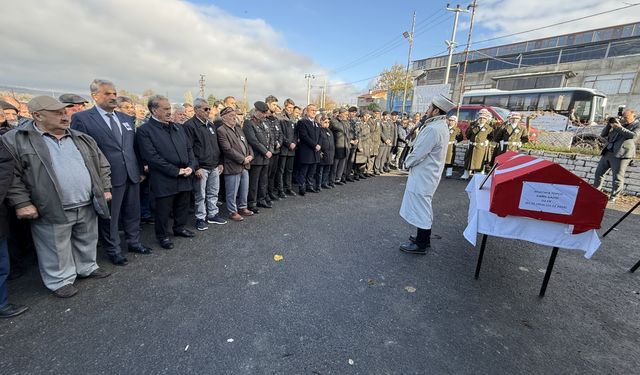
[240,136,245,141]
[122,122,133,131]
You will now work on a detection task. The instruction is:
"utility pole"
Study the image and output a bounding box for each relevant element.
[321,76,327,108]
[305,73,315,105]
[456,0,478,119]
[444,4,468,85]
[198,74,206,98]
[401,11,416,116]
[242,77,248,112]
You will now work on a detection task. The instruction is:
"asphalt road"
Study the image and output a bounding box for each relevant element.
[1,172,639,374]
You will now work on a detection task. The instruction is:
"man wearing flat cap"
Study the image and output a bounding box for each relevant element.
[399,95,454,255]
[59,93,89,118]
[0,101,19,135]
[2,96,112,298]
[244,101,274,212]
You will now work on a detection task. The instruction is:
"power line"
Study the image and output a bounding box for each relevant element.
[470,3,640,47]
[328,9,449,74]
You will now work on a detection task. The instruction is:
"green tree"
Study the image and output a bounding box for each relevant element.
[375,64,413,108]
[207,94,218,107]
[367,103,381,112]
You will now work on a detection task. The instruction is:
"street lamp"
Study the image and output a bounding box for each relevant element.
[401,12,416,116]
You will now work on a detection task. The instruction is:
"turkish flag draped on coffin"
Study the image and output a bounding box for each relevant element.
[489,151,608,234]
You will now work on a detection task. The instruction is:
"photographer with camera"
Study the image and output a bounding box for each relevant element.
[593,109,640,202]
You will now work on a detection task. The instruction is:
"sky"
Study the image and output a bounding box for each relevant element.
[1,0,638,106]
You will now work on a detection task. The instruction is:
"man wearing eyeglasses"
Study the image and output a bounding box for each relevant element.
[183,98,226,231]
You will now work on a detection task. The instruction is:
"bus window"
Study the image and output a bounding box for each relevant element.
[572,100,592,125]
[508,94,539,111]
[484,95,509,108]
[592,96,605,124]
[538,93,572,114]
[466,96,484,104]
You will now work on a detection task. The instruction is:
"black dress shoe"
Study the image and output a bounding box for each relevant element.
[306,187,319,193]
[109,254,129,266]
[409,235,416,243]
[249,206,261,214]
[278,191,287,199]
[0,303,29,318]
[399,242,428,255]
[128,244,153,254]
[298,189,306,196]
[141,216,155,224]
[346,177,355,182]
[269,192,280,201]
[353,175,360,181]
[285,189,297,196]
[335,181,345,186]
[258,201,273,208]
[174,229,195,238]
[159,238,174,249]
[321,184,332,189]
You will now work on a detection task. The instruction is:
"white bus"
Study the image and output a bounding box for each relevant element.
[462,87,607,130]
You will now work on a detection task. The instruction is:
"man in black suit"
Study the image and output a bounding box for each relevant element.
[136,95,197,249]
[71,79,151,266]
[296,104,321,195]
[244,101,274,213]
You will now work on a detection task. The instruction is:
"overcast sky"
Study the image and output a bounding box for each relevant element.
[1,0,638,105]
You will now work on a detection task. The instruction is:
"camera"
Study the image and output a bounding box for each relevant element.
[608,117,619,124]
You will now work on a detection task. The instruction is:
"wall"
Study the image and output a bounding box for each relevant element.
[452,145,640,196]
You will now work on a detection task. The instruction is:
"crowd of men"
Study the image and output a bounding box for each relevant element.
[0,80,418,317]
[1,79,637,319]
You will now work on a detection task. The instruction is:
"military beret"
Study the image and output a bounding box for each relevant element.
[390,111,398,116]
[254,101,269,112]
[348,106,358,113]
[382,111,389,116]
[58,93,89,104]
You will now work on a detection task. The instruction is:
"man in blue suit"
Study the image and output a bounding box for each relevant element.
[71,79,152,266]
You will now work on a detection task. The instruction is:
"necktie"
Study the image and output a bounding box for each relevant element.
[106,113,122,146]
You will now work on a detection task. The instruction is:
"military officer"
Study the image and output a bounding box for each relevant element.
[355,111,372,178]
[492,112,529,159]
[368,110,382,176]
[376,111,395,174]
[244,101,274,212]
[461,109,494,180]
[265,95,284,203]
[444,115,463,178]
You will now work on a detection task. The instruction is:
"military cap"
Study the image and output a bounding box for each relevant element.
[220,107,236,116]
[58,93,89,104]
[348,106,358,113]
[338,108,348,114]
[382,111,389,116]
[390,111,399,116]
[254,101,269,112]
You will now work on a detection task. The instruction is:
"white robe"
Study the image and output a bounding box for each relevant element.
[399,115,449,229]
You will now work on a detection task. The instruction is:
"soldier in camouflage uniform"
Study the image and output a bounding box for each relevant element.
[355,111,372,178]
[343,107,360,182]
[368,109,382,176]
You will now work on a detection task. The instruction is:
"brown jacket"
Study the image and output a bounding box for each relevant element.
[217,123,254,175]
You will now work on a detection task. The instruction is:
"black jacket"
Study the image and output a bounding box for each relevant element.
[0,141,14,239]
[136,117,196,198]
[296,118,321,165]
[280,112,298,157]
[243,117,273,166]
[266,115,284,155]
[183,116,222,170]
[318,127,335,166]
